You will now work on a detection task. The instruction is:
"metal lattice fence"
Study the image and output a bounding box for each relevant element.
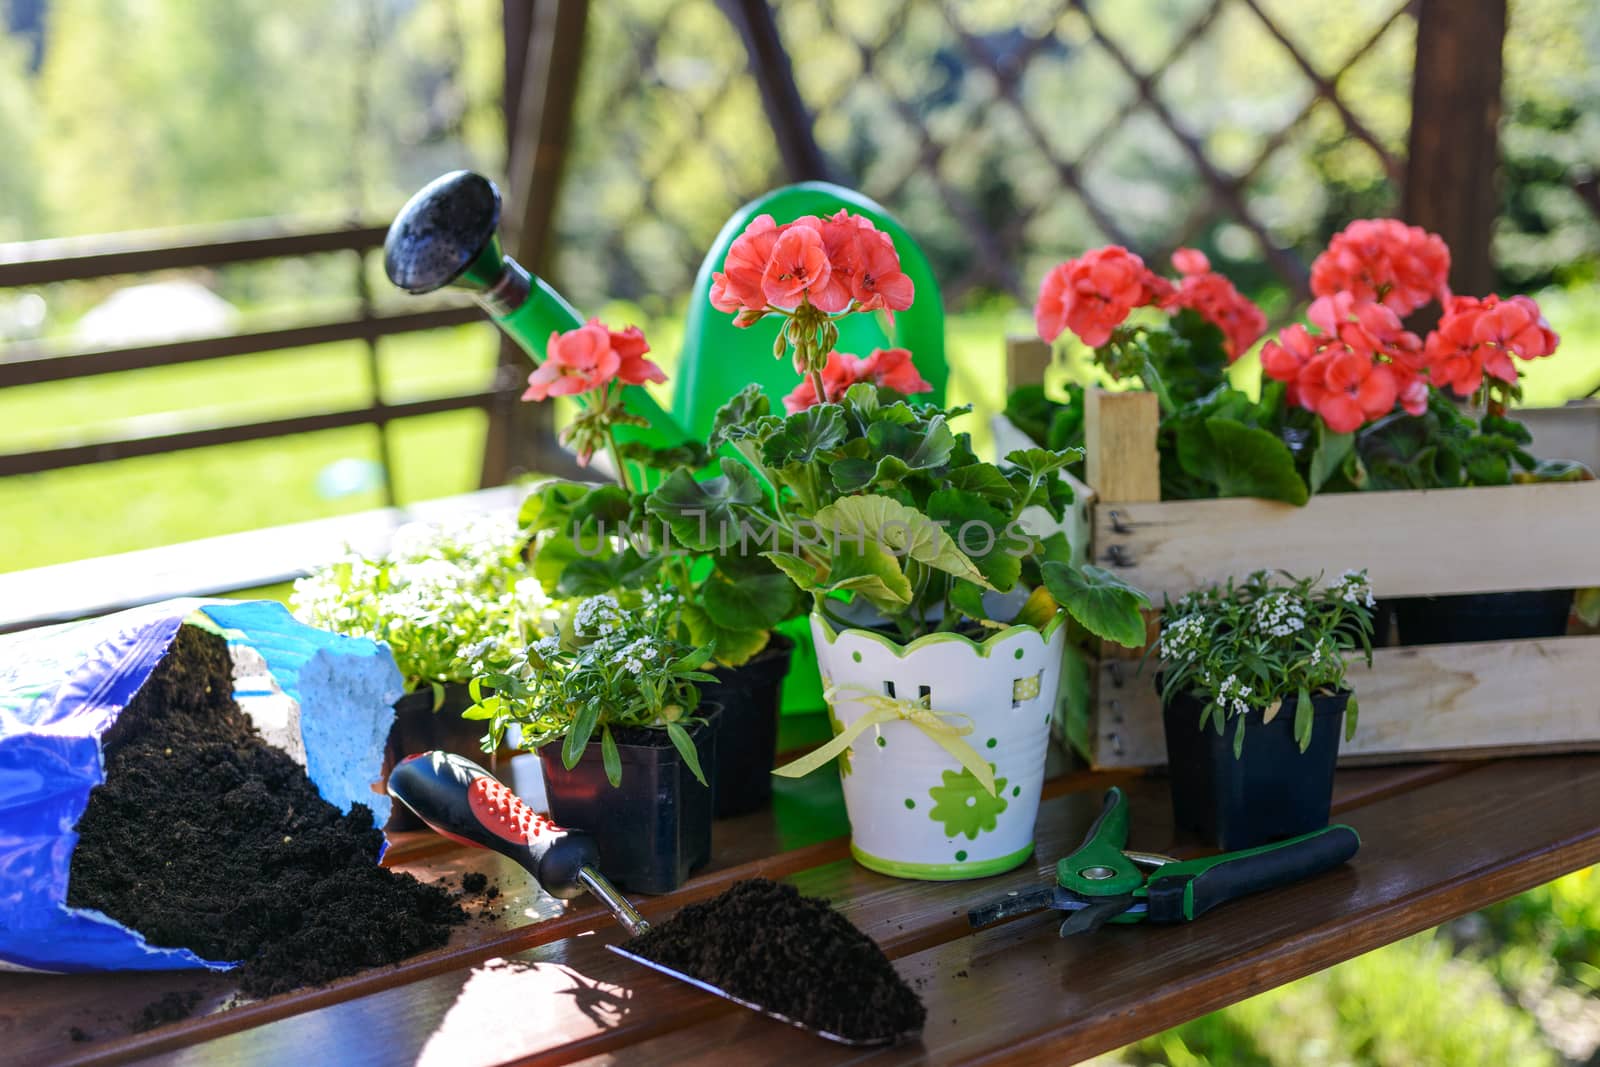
[548,0,1420,313]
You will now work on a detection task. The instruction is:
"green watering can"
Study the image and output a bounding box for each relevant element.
[384,175,946,715]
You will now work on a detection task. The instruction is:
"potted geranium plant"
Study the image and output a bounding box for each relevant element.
[291,513,559,828]
[1261,219,1586,642]
[645,209,1150,880]
[513,320,804,817]
[1021,245,1340,506]
[465,590,720,894]
[1155,569,1375,850]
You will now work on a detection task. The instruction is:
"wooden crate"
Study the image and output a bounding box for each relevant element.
[997,336,1600,769]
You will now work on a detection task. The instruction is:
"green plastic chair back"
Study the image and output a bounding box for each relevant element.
[673,182,946,439]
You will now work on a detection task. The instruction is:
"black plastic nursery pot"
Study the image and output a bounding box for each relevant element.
[1390,589,1573,647]
[385,683,494,832]
[538,708,720,895]
[1162,688,1347,851]
[697,634,795,818]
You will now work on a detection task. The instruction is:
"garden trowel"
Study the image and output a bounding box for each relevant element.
[388,752,903,1046]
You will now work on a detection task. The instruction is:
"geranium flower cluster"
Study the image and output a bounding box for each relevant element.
[1260,291,1429,434]
[1034,245,1267,360]
[782,347,932,413]
[523,319,665,401]
[710,207,930,423]
[1264,220,1560,433]
[519,318,667,477]
[710,210,915,325]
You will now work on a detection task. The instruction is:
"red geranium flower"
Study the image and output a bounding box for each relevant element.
[1424,293,1559,397]
[763,223,851,314]
[809,210,915,319]
[1035,246,1173,348]
[1163,247,1267,360]
[1261,295,1427,433]
[781,347,932,413]
[710,215,781,317]
[522,319,663,402]
[1309,218,1451,316]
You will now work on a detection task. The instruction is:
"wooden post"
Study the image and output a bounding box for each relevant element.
[482,0,589,486]
[717,0,832,183]
[1404,0,1507,297]
[1005,336,1052,391]
[1084,388,1161,504]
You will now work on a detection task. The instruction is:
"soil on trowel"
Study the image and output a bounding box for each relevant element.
[626,878,925,1043]
[66,625,465,998]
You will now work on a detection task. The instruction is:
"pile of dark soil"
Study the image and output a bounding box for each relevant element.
[626,879,925,1043]
[66,625,465,997]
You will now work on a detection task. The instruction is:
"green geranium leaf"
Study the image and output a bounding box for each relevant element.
[680,602,770,668]
[813,496,988,587]
[764,551,822,591]
[709,383,772,452]
[1040,561,1150,648]
[1308,424,1354,494]
[825,536,914,612]
[569,484,634,531]
[761,404,847,467]
[532,533,586,589]
[519,480,591,534]
[829,415,956,493]
[927,488,1021,591]
[617,439,710,471]
[645,457,764,551]
[703,573,799,632]
[948,580,988,623]
[1178,417,1308,506]
[945,461,1016,503]
[1004,447,1084,481]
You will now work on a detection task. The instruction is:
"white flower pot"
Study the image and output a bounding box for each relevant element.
[810,611,1066,880]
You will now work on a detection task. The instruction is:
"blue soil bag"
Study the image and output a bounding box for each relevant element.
[0,599,402,975]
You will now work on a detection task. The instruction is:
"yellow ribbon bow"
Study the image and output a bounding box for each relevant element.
[772,686,997,795]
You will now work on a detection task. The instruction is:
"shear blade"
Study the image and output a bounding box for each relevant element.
[1058,895,1137,937]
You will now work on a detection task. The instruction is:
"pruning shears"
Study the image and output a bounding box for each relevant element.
[968,787,1360,936]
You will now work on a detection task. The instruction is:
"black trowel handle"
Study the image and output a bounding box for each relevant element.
[388,751,597,900]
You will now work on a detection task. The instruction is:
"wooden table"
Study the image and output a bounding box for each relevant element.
[9,744,1600,1067]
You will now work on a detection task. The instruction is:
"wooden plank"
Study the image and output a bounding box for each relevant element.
[1091,636,1600,768]
[1084,389,1160,504]
[0,221,389,288]
[99,765,1453,1067]
[1521,402,1600,470]
[1004,336,1052,392]
[1090,481,1600,601]
[0,484,530,632]
[0,303,479,389]
[567,757,1600,1066]
[0,387,517,479]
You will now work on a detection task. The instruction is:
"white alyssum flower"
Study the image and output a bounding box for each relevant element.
[1253,592,1307,637]
[1159,614,1206,660]
[1334,569,1377,608]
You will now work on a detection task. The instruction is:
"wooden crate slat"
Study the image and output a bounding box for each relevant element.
[1090,481,1600,601]
[1091,635,1600,768]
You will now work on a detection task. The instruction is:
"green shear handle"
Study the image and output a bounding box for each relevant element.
[1142,824,1361,923]
[970,787,1360,935]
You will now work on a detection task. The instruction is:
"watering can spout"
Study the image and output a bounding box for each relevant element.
[383,170,530,315]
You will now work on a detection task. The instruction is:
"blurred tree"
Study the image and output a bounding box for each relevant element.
[0,23,40,241]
